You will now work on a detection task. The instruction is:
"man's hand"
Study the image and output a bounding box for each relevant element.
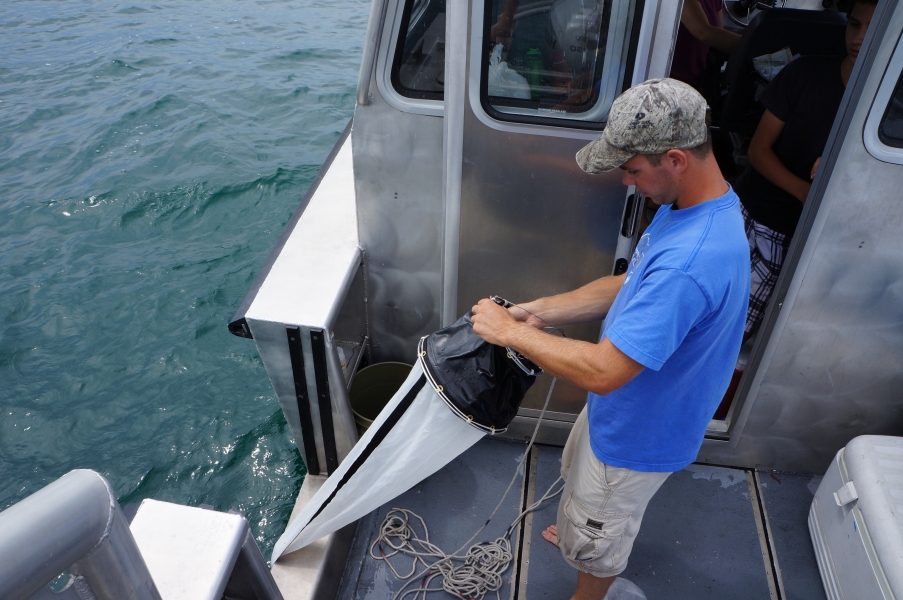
[473,297,644,396]
[471,298,524,346]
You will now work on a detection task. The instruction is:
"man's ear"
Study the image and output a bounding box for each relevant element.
[665,149,689,173]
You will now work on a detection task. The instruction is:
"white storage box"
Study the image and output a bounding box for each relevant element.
[809,435,903,600]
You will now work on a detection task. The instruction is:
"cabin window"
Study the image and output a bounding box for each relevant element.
[879,72,903,148]
[481,0,638,125]
[391,0,447,100]
[864,30,903,164]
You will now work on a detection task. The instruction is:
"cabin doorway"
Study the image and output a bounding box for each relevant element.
[701,0,903,454]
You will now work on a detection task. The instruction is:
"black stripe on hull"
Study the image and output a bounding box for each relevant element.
[287,327,320,476]
[310,328,339,474]
[305,375,427,525]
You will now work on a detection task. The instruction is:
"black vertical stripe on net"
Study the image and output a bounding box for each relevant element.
[306,375,427,525]
[286,327,320,476]
[310,329,339,473]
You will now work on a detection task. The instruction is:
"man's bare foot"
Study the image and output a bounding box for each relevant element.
[541,524,559,547]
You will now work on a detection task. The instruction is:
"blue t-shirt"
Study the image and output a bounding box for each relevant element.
[588,187,750,472]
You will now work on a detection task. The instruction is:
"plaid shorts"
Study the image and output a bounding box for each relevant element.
[743,206,789,335]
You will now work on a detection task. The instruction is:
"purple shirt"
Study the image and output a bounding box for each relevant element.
[670,0,724,89]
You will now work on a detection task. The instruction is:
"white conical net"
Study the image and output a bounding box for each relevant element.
[271,362,485,561]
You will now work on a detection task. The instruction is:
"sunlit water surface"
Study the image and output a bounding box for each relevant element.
[0,0,368,556]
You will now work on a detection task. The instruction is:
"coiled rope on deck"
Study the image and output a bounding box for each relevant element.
[370,509,513,600]
[370,375,565,600]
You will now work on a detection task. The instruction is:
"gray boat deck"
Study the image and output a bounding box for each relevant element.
[335,437,826,600]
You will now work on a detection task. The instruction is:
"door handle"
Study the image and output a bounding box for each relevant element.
[614,193,644,276]
[620,193,639,238]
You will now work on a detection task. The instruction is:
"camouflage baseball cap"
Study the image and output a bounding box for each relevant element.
[576,78,708,174]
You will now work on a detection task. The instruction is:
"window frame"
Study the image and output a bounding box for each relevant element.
[377,0,445,117]
[864,34,903,164]
[389,0,447,101]
[477,0,646,130]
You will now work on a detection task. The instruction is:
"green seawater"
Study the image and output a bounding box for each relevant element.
[0,0,368,556]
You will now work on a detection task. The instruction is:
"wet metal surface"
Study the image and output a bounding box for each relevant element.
[522,446,774,599]
[336,437,527,600]
[758,472,827,600]
[616,464,770,599]
[522,445,575,599]
[335,440,829,600]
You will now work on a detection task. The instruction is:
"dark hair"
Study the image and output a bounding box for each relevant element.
[839,0,878,16]
[686,132,714,160]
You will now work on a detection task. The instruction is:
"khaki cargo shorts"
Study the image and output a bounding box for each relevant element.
[556,407,672,578]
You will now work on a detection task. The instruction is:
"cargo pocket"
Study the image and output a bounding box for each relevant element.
[600,463,630,491]
[561,493,631,569]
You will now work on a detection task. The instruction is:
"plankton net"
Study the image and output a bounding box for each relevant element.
[271,313,541,561]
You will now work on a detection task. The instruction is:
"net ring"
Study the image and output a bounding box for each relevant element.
[466,415,474,422]
[437,385,444,392]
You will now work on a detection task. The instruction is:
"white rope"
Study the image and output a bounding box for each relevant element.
[505,474,564,538]
[371,377,561,600]
[369,508,512,600]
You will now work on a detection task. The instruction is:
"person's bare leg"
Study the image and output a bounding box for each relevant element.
[542,526,616,598]
[572,570,616,600]
[541,524,558,546]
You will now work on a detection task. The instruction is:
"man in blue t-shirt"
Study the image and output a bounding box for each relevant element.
[471,78,749,600]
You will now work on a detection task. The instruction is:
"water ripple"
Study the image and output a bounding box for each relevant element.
[0,0,369,556]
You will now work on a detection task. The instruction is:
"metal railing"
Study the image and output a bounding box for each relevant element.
[0,469,161,600]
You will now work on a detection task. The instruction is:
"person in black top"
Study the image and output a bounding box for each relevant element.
[733,0,876,338]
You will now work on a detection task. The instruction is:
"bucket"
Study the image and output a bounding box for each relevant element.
[349,362,413,434]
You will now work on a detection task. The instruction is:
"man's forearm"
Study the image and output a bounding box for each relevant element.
[697,26,740,55]
[681,1,740,55]
[517,274,625,326]
[500,320,643,396]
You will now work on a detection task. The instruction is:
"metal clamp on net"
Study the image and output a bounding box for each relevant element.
[506,349,542,377]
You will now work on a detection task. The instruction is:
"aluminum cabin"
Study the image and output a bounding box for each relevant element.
[231,0,903,483]
[226,0,903,595]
